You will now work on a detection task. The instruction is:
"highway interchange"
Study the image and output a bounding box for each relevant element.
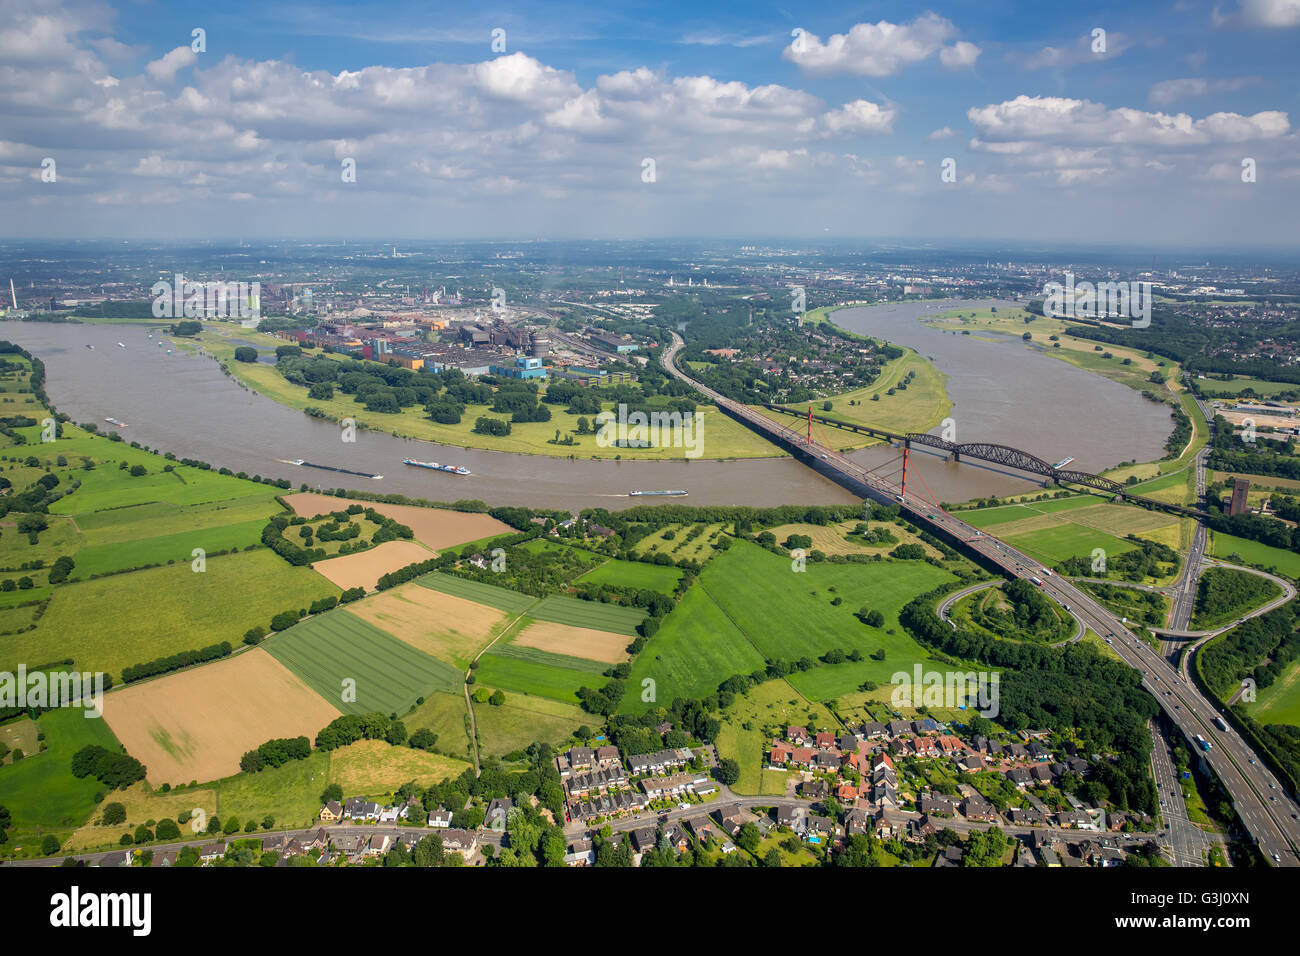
[664,332,1300,866]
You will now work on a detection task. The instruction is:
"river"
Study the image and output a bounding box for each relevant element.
[0,300,1171,510]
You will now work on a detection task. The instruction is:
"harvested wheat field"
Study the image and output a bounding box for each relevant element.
[311,539,433,592]
[513,620,631,665]
[101,649,342,785]
[282,492,514,551]
[347,581,507,666]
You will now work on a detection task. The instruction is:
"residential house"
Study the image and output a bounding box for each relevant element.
[427,807,454,828]
[962,795,999,823]
[319,800,344,823]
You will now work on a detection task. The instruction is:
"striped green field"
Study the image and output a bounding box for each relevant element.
[488,641,610,675]
[528,594,645,636]
[414,572,537,613]
[474,653,598,704]
[263,610,462,716]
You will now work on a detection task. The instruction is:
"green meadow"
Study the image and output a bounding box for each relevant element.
[577,557,683,594]
[0,550,338,679]
[622,540,955,711]
[0,708,123,852]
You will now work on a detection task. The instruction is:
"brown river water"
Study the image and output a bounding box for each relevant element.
[0,299,1170,511]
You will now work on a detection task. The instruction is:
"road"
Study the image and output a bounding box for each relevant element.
[1148,720,1225,867]
[664,332,1300,866]
[937,580,1084,644]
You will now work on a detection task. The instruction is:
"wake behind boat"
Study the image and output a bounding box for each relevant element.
[287,459,383,480]
[404,458,470,476]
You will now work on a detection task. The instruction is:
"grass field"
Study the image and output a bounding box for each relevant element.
[48,459,276,514]
[263,609,462,716]
[1247,656,1300,727]
[404,691,474,761]
[1210,531,1300,580]
[71,519,268,577]
[624,540,955,709]
[0,707,123,853]
[327,738,470,797]
[474,651,600,705]
[577,558,683,594]
[623,585,766,710]
[470,694,588,757]
[0,549,338,680]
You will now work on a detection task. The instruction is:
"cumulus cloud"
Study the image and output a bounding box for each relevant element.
[968,95,1289,146]
[145,46,198,83]
[821,99,897,135]
[939,41,982,70]
[783,13,969,76]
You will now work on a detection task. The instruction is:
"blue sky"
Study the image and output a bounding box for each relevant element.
[3,0,1298,243]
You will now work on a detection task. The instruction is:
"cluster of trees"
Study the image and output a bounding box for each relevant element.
[1057,535,1180,582]
[969,578,1069,642]
[261,514,326,565]
[1197,605,1295,698]
[71,745,146,790]
[472,416,511,436]
[239,736,311,773]
[1193,567,1280,627]
[120,641,232,684]
[315,712,411,751]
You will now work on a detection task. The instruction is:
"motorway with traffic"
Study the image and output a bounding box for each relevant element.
[664,332,1300,866]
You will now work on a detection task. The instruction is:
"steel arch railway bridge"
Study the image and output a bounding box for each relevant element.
[760,403,1204,518]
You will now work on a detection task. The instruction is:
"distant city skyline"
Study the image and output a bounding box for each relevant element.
[3,0,1299,243]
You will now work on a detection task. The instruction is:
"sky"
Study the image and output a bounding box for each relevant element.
[2,0,1299,244]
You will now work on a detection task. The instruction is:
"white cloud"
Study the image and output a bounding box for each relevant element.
[968,95,1289,146]
[145,46,197,83]
[1234,0,1300,27]
[939,41,981,70]
[927,126,955,140]
[783,13,965,76]
[1148,76,1261,105]
[821,99,897,136]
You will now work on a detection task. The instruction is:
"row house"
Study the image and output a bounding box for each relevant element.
[343,798,381,821]
[565,765,629,797]
[569,789,647,820]
[910,737,938,758]
[1008,806,1047,827]
[919,793,957,818]
[627,748,693,776]
[640,771,710,799]
[963,795,999,823]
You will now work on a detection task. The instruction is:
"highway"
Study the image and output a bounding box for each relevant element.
[665,332,1300,866]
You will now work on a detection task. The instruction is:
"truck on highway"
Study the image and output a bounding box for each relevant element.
[1214,717,1229,732]
[1194,734,1212,752]
[1030,576,1044,587]
[1040,567,1052,576]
